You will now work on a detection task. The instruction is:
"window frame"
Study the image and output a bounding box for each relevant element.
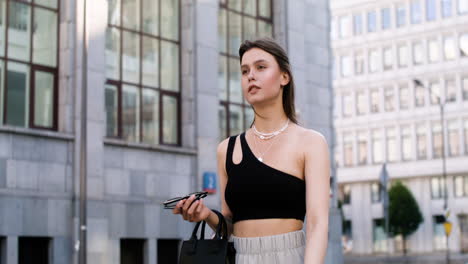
[105,0,182,146]
[1,0,60,131]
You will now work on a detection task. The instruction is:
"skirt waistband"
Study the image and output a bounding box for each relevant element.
[229,230,306,254]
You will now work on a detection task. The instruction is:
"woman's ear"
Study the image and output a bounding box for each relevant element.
[280,72,290,87]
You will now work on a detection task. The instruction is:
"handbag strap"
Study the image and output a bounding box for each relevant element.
[211,209,228,240]
[190,220,207,240]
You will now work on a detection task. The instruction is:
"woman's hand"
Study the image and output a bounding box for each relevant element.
[172,194,211,222]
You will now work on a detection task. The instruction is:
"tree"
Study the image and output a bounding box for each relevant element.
[388,180,424,255]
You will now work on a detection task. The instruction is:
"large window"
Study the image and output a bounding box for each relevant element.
[343,93,353,117]
[416,123,427,159]
[415,81,425,107]
[353,13,363,35]
[384,86,395,111]
[429,80,441,105]
[370,89,380,113]
[341,184,351,204]
[431,177,447,199]
[383,47,393,71]
[428,38,440,63]
[413,41,424,65]
[381,8,391,30]
[454,175,468,197]
[459,0,468,14]
[218,0,272,139]
[367,11,377,32]
[372,129,383,164]
[371,182,381,203]
[106,0,180,145]
[399,84,410,109]
[396,4,407,27]
[432,122,443,158]
[339,15,352,38]
[411,0,423,24]
[448,120,459,156]
[341,55,352,77]
[444,36,456,60]
[426,0,437,21]
[463,76,468,100]
[441,0,452,17]
[460,33,468,57]
[356,90,366,115]
[465,119,468,153]
[354,51,364,75]
[401,125,413,160]
[357,131,368,165]
[398,44,408,67]
[446,79,456,102]
[433,215,448,250]
[387,127,398,162]
[344,133,354,166]
[0,0,59,130]
[369,49,379,73]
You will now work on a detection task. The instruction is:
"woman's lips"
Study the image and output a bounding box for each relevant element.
[248,85,260,93]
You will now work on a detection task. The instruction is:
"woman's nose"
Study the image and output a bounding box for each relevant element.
[247,70,255,81]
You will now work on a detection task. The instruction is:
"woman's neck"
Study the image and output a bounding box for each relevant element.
[251,105,289,133]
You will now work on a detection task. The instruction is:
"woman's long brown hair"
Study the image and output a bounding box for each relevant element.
[239,38,298,125]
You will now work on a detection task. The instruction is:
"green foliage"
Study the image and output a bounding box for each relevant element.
[388,181,424,239]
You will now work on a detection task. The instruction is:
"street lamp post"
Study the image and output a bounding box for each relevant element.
[413,79,449,264]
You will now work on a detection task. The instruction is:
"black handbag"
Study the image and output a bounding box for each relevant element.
[179,209,236,264]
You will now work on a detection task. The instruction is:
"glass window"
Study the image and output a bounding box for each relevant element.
[343,93,353,117]
[339,15,352,38]
[356,90,367,115]
[401,125,413,160]
[398,44,409,68]
[465,119,468,153]
[373,219,388,253]
[341,55,353,77]
[448,120,459,156]
[106,0,181,145]
[342,220,353,249]
[441,0,452,17]
[353,14,363,35]
[344,133,354,166]
[370,89,380,113]
[372,129,384,164]
[358,131,368,165]
[387,127,398,162]
[371,182,381,203]
[384,86,395,112]
[432,122,443,158]
[367,11,377,32]
[342,184,351,204]
[415,81,426,107]
[463,76,468,100]
[446,79,456,102]
[444,36,456,60]
[413,41,424,65]
[429,80,441,105]
[355,51,365,75]
[396,4,407,27]
[416,123,427,159]
[219,0,273,138]
[433,215,448,250]
[331,18,338,40]
[431,177,447,199]
[382,8,391,30]
[428,38,440,63]
[411,0,423,24]
[454,175,468,197]
[426,0,437,21]
[383,47,393,71]
[1,2,58,130]
[459,0,468,14]
[459,33,468,57]
[399,84,410,109]
[369,49,379,73]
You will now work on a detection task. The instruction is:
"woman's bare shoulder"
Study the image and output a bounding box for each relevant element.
[293,125,329,151]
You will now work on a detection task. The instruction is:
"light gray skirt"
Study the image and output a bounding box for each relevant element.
[229,230,306,264]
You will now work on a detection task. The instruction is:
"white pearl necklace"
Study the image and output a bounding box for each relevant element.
[252,119,290,140]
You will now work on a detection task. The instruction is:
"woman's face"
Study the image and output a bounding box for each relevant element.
[240,48,289,106]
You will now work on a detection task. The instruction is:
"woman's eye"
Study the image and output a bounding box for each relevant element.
[258,65,265,69]
[242,70,248,75]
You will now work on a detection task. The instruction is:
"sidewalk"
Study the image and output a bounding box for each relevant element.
[344,253,468,264]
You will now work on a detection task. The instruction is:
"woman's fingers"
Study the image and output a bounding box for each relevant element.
[187,199,200,222]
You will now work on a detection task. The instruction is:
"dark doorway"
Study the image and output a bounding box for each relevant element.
[18,237,50,264]
[157,239,180,264]
[120,239,145,264]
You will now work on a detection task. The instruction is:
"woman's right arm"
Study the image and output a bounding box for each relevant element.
[172,138,234,237]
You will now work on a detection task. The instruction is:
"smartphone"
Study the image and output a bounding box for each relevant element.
[162,191,208,209]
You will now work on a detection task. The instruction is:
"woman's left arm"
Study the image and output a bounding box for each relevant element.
[303,131,331,264]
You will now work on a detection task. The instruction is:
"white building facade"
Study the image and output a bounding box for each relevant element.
[331,0,468,256]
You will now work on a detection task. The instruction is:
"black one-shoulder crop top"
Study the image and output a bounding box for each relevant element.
[224,133,306,224]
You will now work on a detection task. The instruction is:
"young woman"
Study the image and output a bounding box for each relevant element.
[173,38,330,264]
